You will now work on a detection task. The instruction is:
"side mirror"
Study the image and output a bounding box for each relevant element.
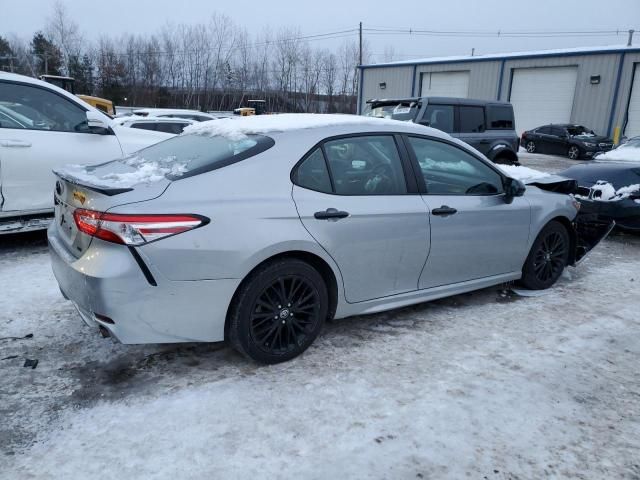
[86,110,111,134]
[504,177,526,204]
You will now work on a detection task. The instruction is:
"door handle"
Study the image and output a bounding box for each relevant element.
[0,139,32,148]
[314,208,349,220]
[431,205,457,216]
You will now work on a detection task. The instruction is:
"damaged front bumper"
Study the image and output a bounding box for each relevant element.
[572,213,615,265]
[526,175,615,264]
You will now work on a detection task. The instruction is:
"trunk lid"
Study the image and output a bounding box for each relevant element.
[52,162,171,258]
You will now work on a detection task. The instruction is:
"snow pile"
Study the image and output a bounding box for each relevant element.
[576,180,640,202]
[56,155,186,188]
[596,145,640,162]
[182,113,410,140]
[498,165,552,183]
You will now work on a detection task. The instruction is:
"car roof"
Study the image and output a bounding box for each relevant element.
[133,108,214,116]
[182,113,452,141]
[115,116,194,124]
[367,96,512,107]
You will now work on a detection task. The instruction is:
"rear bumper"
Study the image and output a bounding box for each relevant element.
[47,225,240,344]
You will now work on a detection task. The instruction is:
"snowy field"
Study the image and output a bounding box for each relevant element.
[1,153,639,479]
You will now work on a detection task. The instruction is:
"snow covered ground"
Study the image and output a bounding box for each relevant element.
[1,228,639,478]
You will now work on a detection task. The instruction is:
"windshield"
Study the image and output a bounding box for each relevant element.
[363,101,420,122]
[567,126,595,137]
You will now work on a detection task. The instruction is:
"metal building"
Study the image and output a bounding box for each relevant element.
[358,45,640,140]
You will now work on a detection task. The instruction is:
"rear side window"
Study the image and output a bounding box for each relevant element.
[155,122,187,134]
[551,126,566,137]
[421,105,454,133]
[537,126,552,134]
[323,136,407,195]
[130,122,157,131]
[123,134,274,180]
[294,136,408,195]
[458,106,486,133]
[295,148,332,193]
[486,105,514,130]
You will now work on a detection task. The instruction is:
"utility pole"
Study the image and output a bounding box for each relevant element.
[471,48,475,56]
[628,29,635,47]
[359,22,363,66]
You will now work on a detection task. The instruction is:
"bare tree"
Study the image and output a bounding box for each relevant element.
[46,0,82,75]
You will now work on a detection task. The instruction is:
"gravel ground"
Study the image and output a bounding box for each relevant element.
[1,156,639,479]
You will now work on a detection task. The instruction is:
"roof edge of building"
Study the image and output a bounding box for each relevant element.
[360,44,640,69]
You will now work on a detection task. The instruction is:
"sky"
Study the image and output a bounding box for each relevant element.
[2,0,640,63]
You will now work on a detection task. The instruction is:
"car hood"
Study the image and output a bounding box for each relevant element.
[525,174,578,194]
[112,125,174,155]
[571,135,612,143]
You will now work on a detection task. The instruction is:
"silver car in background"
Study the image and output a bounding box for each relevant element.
[48,114,607,364]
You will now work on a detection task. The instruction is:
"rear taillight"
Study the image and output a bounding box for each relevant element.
[73,209,208,246]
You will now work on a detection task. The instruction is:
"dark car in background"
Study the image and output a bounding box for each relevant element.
[363,97,519,165]
[522,124,614,160]
[560,162,640,231]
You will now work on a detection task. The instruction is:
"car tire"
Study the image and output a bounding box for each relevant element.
[567,145,582,160]
[228,258,328,364]
[520,221,570,290]
[525,141,536,153]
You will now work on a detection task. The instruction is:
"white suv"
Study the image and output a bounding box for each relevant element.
[0,73,172,233]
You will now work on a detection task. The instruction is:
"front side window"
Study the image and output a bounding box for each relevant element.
[323,136,407,195]
[537,126,552,135]
[421,104,454,133]
[0,81,89,133]
[551,126,567,137]
[458,106,486,133]
[407,136,504,195]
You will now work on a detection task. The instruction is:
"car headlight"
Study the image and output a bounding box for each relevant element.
[583,142,597,148]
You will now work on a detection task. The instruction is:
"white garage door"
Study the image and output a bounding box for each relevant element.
[421,71,469,98]
[624,64,640,138]
[510,66,578,135]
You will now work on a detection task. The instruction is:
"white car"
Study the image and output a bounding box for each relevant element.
[132,108,222,122]
[0,72,172,233]
[112,115,194,135]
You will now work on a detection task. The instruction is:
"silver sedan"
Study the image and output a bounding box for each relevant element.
[48,114,604,364]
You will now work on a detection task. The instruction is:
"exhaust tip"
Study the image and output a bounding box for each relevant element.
[94,313,115,325]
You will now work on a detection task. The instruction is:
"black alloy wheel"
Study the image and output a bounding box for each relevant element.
[249,275,321,356]
[228,259,328,364]
[520,221,570,290]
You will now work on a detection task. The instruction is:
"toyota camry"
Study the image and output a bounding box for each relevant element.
[48,114,610,363]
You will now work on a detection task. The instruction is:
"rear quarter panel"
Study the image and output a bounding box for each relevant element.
[128,136,344,287]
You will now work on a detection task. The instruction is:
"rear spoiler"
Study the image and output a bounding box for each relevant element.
[53,169,133,197]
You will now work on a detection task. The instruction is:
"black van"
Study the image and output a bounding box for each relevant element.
[363,97,519,165]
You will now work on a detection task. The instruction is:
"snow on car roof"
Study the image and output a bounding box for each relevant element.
[182,113,433,140]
